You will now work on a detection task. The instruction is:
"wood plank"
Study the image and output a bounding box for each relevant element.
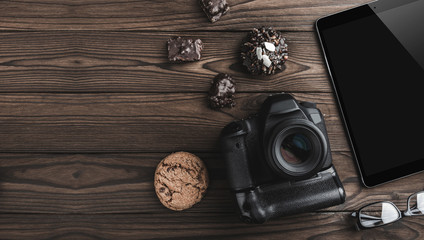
[0,212,422,240]
[0,92,349,153]
[0,152,422,214]
[0,0,370,31]
[0,31,331,93]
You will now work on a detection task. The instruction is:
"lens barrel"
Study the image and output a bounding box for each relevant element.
[268,119,328,179]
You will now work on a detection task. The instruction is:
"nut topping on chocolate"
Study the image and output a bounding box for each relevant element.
[208,73,235,109]
[264,42,276,52]
[241,27,289,75]
[262,54,271,68]
[256,47,263,60]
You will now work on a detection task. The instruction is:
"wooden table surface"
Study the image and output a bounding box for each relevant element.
[0,0,423,239]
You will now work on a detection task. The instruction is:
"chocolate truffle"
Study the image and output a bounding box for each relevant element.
[241,27,289,75]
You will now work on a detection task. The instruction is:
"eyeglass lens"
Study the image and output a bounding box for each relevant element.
[408,192,424,216]
[359,202,401,228]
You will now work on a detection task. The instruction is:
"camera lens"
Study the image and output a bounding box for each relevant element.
[268,119,327,179]
[280,133,312,165]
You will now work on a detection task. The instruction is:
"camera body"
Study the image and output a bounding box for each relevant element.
[220,93,345,223]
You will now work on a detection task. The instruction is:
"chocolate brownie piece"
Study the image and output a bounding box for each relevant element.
[241,27,289,75]
[167,37,203,62]
[199,0,230,23]
[208,73,235,109]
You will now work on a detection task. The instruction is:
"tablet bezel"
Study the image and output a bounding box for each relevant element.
[315,0,424,187]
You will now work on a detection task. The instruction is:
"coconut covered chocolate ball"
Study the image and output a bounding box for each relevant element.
[241,27,288,75]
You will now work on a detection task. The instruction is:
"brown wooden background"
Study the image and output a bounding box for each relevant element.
[0,0,423,239]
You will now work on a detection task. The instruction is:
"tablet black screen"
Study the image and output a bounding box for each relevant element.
[317,0,424,186]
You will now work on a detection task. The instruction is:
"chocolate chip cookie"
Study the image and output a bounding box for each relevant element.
[154,152,209,211]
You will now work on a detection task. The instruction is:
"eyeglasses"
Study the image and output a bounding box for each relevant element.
[351,191,424,230]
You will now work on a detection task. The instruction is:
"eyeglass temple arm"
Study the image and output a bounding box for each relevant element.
[351,212,383,220]
[403,210,413,217]
[353,209,418,219]
[403,205,419,216]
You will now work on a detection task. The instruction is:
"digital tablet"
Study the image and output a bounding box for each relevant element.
[316,0,424,187]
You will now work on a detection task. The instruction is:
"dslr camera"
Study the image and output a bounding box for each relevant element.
[220,93,345,223]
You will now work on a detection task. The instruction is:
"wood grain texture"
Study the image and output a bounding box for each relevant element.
[0,92,349,152]
[0,0,370,31]
[0,212,422,240]
[0,31,331,93]
[0,152,422,214]
[1,0,423,238]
